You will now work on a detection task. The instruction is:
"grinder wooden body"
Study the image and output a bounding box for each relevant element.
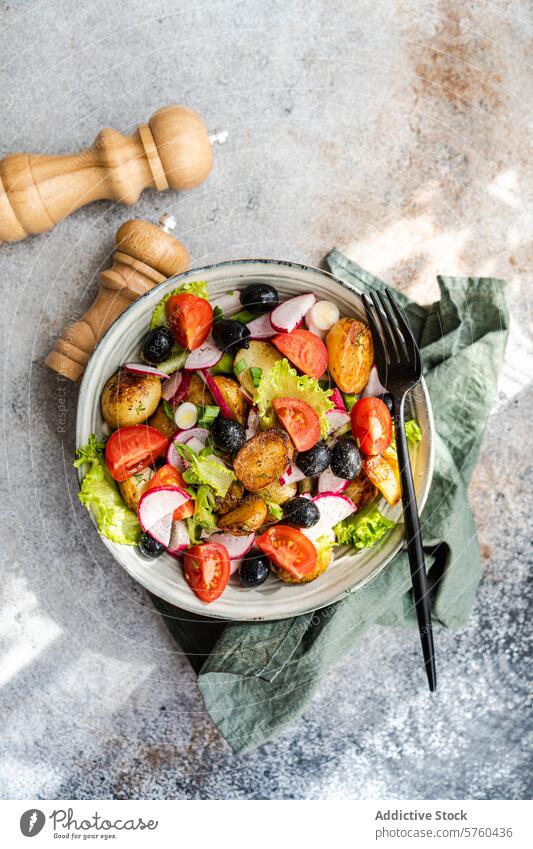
[45,218,188,382]
[0,105,211,243]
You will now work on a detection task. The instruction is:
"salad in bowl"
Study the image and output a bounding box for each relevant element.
[75,260,433,619]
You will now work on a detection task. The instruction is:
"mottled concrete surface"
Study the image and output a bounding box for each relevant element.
[0,0,531,800]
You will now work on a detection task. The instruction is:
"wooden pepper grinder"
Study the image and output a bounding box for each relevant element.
[0,105,227,243]
[45,214,188,382]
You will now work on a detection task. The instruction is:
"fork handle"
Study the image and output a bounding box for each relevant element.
[394,397,437,692]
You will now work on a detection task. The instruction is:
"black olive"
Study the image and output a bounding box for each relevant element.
[142,326,174,364]
[211,416,247,454]
[377,393,394,414]
[330,439,362,480]
[239,550,271,588]
[139,532,165,558]
[212,319,251,354]
[282,496,320,528]
[296,441,331,477]
[240,283,279,314]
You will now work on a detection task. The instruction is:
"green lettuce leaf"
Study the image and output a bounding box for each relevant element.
[334,504,394,549]
[185,517,202,545]
[255,358,333,437]
[179,445,235,497]
[405,419,422,445]
[315,533,335,571]
[186,485,218,543]
[194,485,218,532]
[150,280,209,329]
[74,434,142,545]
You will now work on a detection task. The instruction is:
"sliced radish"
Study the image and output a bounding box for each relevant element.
[124,363,170,380]
[246,312,276,339]
[174,402,198,429]
[207,532,256,560]
[305,316,327,340]
[230,557,243,576]
[362,364,387,398]
[279,463,306,486]
[138,486,191,545]
[199,370,234,418]
[184,436,206,454]
[245,406,260,440]
[305,300,339,334]
[173,427,209,445]
[212,290,242,314]
[318,467,350,494]
[326,408,351,436]
[184,335,222,370]
[271,293,316,333]
[167,428,209,468]
[330,388,346,412]
[162,371,183,402]
[166,519,191,555]
[312,492,356,527]
[173,371,191,405]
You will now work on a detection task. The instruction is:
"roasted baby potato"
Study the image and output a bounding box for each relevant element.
[362,449,401,506]
[233,428,293,491]
[101,369,161,429]
[271,545,332,584]
[344,472,377,510]
[118,467,155,512]
[148,402,178,439]
[215,479,245,515]
[213,375,248,425]
[233,340,283,397]
[256,478,297,505]
[185,372,214,407]
[326,318,373,393]
[217,495,268,535]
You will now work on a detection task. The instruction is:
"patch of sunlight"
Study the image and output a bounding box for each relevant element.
[492,316,533,413]
[0,757,62,799]
[0,575,62,688]
[42,651,157,717]
[346,215,469,299]
[487,169,521,209]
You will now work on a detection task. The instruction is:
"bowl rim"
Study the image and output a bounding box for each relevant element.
[77,257,435,621]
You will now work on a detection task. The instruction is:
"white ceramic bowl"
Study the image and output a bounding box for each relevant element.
[77,259,435,621]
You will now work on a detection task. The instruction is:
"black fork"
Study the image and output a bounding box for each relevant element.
[362,290,437,692]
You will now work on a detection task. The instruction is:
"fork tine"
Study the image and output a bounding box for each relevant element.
[377,290,408,362]
[372,291,399,363]
[385,289,420,372]
[362,294,388,378]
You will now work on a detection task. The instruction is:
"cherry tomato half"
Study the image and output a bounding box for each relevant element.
[105,425,168,482]
[256,525,317,581]
[144,464,195,519]
[272,397,320,452]
[183,543,231,603]
[272,329,328,378]
[166,293,213,350]
[350,397,393,455]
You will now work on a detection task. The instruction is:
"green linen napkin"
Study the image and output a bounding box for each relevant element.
[151,250,508,753]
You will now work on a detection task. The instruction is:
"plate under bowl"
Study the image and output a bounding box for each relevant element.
[76,259,435,621]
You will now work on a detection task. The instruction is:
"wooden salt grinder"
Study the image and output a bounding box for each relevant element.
[45,214,188,382]
[0,105,227,243]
